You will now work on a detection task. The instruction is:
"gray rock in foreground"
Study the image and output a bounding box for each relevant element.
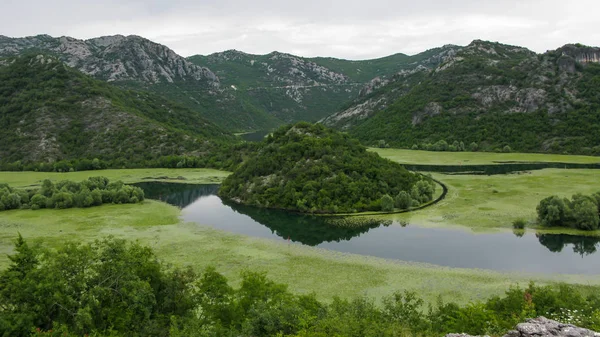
[446,317,600,337]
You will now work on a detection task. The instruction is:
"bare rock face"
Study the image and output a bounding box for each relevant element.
[445,317,600,337]
[0,34,219,86]
[556,44,600,73]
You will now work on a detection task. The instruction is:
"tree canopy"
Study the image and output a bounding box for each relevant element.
[219,123,433,213]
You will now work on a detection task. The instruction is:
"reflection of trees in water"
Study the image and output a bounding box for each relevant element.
[537,234,600,256]
[132,182,219,208]
[225,200,389,246]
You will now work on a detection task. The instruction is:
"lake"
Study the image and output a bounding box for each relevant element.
[134,182,600,275]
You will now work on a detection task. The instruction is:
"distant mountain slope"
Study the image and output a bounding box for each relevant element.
[323,41,600,155]
[0,34,281,131]
[187,47,458,126]
[0,54,232,164]
[188,50,361,124]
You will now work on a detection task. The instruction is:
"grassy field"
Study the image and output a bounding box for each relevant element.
[1,157,599,305]
[0,168,230,188]
[381,169,600,232]
[370,148,600,165]
[1,201,598,306]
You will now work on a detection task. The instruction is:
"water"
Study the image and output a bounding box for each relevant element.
[134,182,600,275]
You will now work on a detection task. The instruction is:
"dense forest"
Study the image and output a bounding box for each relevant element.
[219,123,434,213]
[1,236,600,337]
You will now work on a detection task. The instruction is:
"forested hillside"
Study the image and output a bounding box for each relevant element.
[0,54,232,166]
[323,41,600,155]
[219,123,434,213]
[188,47,457,126]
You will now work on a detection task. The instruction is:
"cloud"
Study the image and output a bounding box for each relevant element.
[1,0,598,59]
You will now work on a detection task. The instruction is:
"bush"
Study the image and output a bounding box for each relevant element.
[380,194,395,212]
[536,193,600,230]
[30,194,47,209]
[0,177,143,213]
[395,191,412,209]
[512,218,526,229]
[52,192,74,209]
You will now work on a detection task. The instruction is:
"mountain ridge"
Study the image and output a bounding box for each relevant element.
[323,40,600,154]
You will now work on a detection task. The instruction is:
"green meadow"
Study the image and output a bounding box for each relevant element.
[386,169,600,233]
[370,148,600,165]
[1,200,598,307]
[0,168,230,189]
[1,150,600,306]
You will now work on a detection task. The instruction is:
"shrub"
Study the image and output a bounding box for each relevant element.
[380,194,395,212]
[1,193,22,210]
[52,192,74,209]
[537,196,570,227]
[395,191,412,209]
[512,218,526,229]
[30,194,47,209]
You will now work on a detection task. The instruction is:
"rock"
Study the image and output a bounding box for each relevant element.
[445,317,600,337]
[508,317,599,337]
[0,34,220,86]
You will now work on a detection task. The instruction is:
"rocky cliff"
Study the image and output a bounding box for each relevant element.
[0,34,219,85]
[447,317,599,337]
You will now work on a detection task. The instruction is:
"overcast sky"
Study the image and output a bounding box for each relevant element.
[1,0,598,59]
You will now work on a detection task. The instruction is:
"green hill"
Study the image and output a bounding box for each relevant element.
[218,123,433,214]
[0,54,233,166]
[323,41,600,155]
[188,48,457,128]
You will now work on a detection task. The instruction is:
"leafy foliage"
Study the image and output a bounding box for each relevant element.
[0,177,144,212]
[3,237,600,337]
[536,192,600,230]
[219,123,432,213]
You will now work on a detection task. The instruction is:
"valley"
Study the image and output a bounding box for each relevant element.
[1,31,600,336]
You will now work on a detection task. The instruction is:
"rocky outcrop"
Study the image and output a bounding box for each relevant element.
[446,317,600,337]
[0,34,219,85]
[556,44,600,73]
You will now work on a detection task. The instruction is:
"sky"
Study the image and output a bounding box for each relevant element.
[1,0,599,59]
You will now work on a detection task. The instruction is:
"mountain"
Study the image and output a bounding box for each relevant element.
[0,34,462,133]
[0,34,280,131]
[0,34,218,84]
[0,53,231,165]
[218,122,434,214]
[322,40,600,155]
[187,48,457,126]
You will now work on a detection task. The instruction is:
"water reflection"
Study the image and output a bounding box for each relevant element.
[133,182,600,274]
[537,234,600,256]
[133,182,219,206]
[225,200,388,246]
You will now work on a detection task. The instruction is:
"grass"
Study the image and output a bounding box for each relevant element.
[0,168,231,189]
[1,154,600,305]
[378,169,600,233]
[1,201,599,306]
[370,148,600,165]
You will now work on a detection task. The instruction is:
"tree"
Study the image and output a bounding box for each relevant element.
[380,194,394,212]
[536,196,570,227]
[572,199,600,230]
[503,145,512,153]
[470,142,479,152]
[395,191,412,209]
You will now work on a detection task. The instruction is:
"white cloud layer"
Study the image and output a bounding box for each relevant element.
[1,0,598,59]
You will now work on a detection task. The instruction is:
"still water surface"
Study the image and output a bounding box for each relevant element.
[134,182,600,275]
